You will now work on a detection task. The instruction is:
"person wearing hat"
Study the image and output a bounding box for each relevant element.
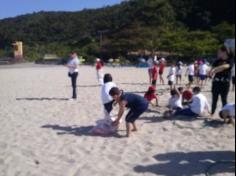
[144,86,159,107]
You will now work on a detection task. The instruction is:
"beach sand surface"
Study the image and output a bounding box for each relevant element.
[0,64,235,176]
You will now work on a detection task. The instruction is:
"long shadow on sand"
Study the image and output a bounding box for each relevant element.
[41,124,123,138]
[16,98,69,101]
[134,151,235,176]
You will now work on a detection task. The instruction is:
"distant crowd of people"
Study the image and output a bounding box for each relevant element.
[66,46,235,137]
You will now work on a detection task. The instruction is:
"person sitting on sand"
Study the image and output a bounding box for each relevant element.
[175,87,211,117]
[163,88,183,119]
[144,86,159,107]
[101,74,117,121]
[182,84,193,105]
[219,104,235,125]
[109,87,149,137]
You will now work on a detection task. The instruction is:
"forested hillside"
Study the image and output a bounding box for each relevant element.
[0,0,235,62]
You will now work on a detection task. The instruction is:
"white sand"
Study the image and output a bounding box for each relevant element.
[0,64,235,176]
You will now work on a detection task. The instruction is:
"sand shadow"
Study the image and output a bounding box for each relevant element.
[41,124,124,138]
[134,151,235,176]
[16,97,69,101]
[204,119,229,128]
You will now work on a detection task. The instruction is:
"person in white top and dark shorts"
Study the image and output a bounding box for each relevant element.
[67,52,80,100]
[101,74,117,120]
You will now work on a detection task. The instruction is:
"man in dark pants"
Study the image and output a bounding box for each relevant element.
[67,52,80,100]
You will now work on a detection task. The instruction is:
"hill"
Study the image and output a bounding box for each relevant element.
[0,0,235,62]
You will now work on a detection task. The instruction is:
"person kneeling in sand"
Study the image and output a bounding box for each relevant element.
[219,104,235,125]
[109,87,149,137]
[174,87,211,118]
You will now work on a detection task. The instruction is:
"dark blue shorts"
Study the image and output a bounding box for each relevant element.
[104,101,114,114]
[188,75,194,83]
[200,75,207,81]
[175,108,198,117]
[126,106,148,123]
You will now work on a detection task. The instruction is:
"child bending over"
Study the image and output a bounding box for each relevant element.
[144,86,159,107]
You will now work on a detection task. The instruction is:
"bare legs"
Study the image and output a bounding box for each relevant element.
[160,75,165,85]
[126,122,138,137]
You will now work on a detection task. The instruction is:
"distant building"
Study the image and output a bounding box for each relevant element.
[12,41,23,61]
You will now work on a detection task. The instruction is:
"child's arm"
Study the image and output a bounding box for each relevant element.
[113,101,127,126]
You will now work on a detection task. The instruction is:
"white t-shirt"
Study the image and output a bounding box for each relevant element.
[101,82,117,104]
[199,64,208,75]
[168,67,176,82]
[190,93,210,115]
[222,104,235,117]
[169,96,183,109]
[147,58,154,69]
[188,64,195,76]
[68,58,80,74]
[177,66,183,75]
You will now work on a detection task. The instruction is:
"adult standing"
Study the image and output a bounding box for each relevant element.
[96,58,104,85]
[210,46,234,115]
[67,52,80,100]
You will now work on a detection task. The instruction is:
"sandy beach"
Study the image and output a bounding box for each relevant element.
[0,64,235,176]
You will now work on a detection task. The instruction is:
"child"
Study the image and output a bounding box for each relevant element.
[96,58,104,85]
[163,87,183,118]
[219,104,235,125]
[152,61,159,87]
[186,63,195,85]
[144,86,159,107]
[175,87,210,117]
[176,61,184,85]
[101,74,117,121]
[167,63,176,90]
[182,84,193,105]
[199,61,209,87]
[168,88,183,111]
[159,58,166,85]
[109,87,149,137]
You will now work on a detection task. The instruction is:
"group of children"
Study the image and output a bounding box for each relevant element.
[98,71,235,137]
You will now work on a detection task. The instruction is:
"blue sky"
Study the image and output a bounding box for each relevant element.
[0,0,124,19]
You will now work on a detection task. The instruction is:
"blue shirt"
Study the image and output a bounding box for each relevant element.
[121,93,149,111]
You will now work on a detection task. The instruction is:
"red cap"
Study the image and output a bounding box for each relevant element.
[148,86,156,91]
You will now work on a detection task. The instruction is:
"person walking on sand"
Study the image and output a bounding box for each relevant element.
[109,87,149,138]
[96,58,104,85]
[67,52,80,100]
[210,46,234,116]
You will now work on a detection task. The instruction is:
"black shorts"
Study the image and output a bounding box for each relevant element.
[104,101,114,114]
[232,76,235,85]
[200,75,207,81]
[152,80,157,86]
[126,106,148,123]
[188,75,194,83]
[168,81,174,86]
[159,71,163,75]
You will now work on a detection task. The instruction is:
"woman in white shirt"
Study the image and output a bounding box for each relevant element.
[101,74,117,120]
[67,53,80,100]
